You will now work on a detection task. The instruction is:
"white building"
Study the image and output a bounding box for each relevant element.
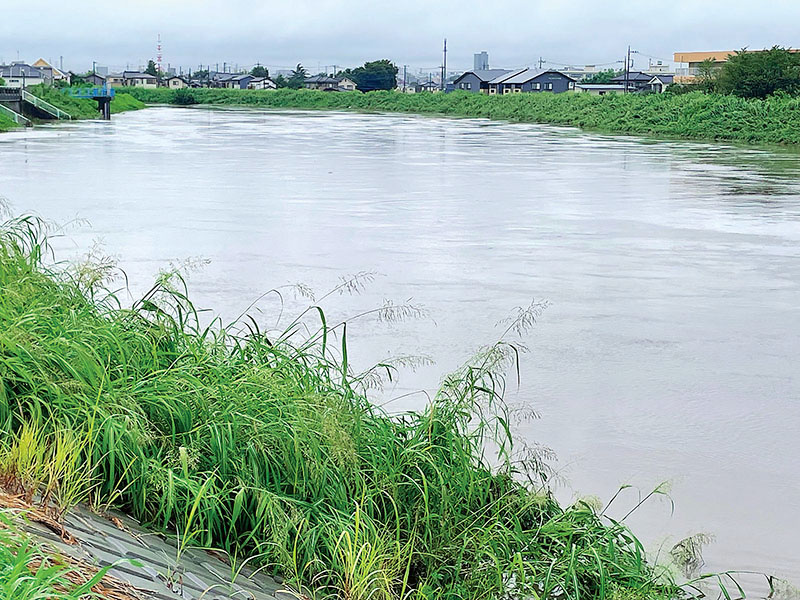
[0,63,46,88]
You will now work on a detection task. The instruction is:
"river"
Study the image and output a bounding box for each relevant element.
[1,106,798,590]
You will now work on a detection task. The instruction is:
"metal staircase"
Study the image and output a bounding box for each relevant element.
[21,90,72,120]
[0,102,30,126]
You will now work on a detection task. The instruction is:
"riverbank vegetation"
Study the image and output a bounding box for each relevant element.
[0,213,728,599]
[26,85,145,119]
[0,113,16,132]
[124,85,800,144]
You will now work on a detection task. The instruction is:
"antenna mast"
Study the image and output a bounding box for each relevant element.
[157,34,163,74]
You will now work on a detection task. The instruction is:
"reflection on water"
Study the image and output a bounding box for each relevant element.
[1,107,799,590]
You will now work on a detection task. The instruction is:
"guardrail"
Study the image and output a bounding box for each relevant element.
[21,90,72,120]
[63,86,116,99]
[0,103,30,126]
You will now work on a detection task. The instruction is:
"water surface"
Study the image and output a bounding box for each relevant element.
[1,106,798,589]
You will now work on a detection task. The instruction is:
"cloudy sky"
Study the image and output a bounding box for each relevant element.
[2,0,798,75]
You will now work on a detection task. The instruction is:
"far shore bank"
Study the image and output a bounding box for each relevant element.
[120,86,800,146]
[0,86,145,132]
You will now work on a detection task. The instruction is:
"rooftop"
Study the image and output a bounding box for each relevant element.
[455,68,513,82]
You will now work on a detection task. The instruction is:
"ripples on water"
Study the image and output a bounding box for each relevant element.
[1,107,799,590]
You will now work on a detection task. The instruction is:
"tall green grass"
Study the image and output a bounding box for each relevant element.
[0,214,726,599]
[123,86,800,145]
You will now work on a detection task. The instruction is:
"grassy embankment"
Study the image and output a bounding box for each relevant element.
[126,86,800,145]
[12,85,145,122]
[0,213,734,599]
[0,114,16,132]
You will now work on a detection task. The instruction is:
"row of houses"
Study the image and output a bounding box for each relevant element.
[0,60,71,88]
[82,70,277,90]
[83,70,359,92]
[451,67,674,96]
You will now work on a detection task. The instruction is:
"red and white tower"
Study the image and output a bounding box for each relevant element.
[156,34,163,74]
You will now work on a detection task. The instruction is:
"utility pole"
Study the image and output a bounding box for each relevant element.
[403,64,407,92]
[441,38,447,91]
[538,57,544,69]
[624,46,637,93]
[624,46,630,93]
[59,55,63,71]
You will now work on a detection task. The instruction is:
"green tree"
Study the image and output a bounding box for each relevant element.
[0,77,5,87]
[250,65,269,78]
[286,63,308,89]
[582,69,619,84]
[145,60,159,77]
[695,58,719,93]
[273,74,289,88]
[345,59,398,92]
[716,46,800,98]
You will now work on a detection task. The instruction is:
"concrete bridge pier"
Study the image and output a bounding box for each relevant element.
[95,97,111,120]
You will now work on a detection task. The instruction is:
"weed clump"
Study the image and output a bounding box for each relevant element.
[0,214,689,599]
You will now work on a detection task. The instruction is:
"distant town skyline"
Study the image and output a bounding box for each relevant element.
[2,0,799,75]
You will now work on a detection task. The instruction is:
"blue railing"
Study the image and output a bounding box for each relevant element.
[62,86,116,99]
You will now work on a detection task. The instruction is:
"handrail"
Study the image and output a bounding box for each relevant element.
[0,103,30,126]
[62,86,116,99]
[21,90,72,120]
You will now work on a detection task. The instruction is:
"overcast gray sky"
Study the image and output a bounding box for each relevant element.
[2,0,798,74]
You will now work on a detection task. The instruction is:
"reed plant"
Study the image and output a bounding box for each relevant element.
[0,213,735,599]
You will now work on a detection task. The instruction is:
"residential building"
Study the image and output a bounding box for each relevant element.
[673,51,733,83]
[122,71,158,87]
[575,83,628,95]
[0,63,46,88]
[417,81,441,93]
[647,60,672,74]
[337,77,357,91]
[610,71,656,92]
[32,59,71,84]
[164,75,189,89]
[213,73,253,89]
[107,73,125,87]
[304,75,341,90]
[648,74,674,93]
[474,51,489,71]
[303,75,357,91]
[248,77,276,90]
[488,68,575,95]
[452,69,512,93]
[84,72,107,86]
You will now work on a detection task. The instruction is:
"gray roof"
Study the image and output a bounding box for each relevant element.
[488,68,528,84]
[491,68,576,84]
[123,71,157,79]
[0,63,46,77]
[649,74,674,83]
[611,71,653,82]
[305,75,339,84]
[455,69,512,83]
